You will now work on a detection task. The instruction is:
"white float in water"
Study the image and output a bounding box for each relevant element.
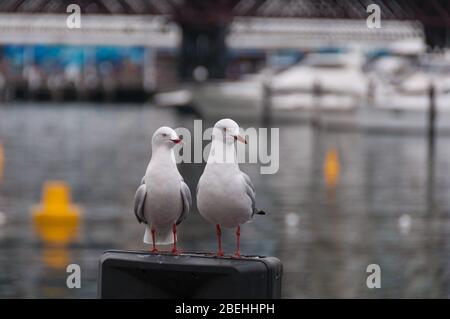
[398,214,412,235]
[285,212,300,228]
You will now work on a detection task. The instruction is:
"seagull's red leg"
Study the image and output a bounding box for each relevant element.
[216,224,224,256]
[234,225,241,257]
[151,227,158,253]
[172,224,179,254]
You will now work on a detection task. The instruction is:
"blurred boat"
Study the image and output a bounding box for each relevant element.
[185,51,450,132]
[154,89,193,108]
[270,52,368,109]
[187,76,262,120]
[372,54,450,111]
[188,51,368,122]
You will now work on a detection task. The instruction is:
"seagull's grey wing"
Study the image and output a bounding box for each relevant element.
[196,174,203,197]
[242,172,255,194]
[241,172,256,213]
[176,180,192,225]
[242,172,266,216]
[133,183,147,224]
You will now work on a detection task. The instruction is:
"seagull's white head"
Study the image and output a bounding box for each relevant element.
[212,118,247,145]
[152,126,182,149]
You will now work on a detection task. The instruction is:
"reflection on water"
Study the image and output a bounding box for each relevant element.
[0,103,449,298]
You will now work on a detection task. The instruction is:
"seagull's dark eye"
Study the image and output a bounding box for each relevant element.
[223,128,227,132]
[162,133,167,137]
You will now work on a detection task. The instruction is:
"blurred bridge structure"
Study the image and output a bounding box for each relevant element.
[0,0,447,94]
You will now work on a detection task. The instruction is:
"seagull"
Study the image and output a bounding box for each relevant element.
[133,126,192,253]
[197,119,265,257]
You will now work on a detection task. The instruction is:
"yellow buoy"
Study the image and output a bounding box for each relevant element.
[324,148,340,188]
[42,247,70,270]
[32,181,81,245]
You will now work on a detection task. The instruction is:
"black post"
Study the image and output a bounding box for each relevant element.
[311,80,322,128]
[262,78,272,126]
[427,82,436,216]
[428,82,436,150]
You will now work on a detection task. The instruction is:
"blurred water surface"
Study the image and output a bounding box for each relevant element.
[0,103,449,298]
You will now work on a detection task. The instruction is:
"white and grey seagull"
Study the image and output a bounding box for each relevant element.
[133,126,192,253]
[197,118,265,257]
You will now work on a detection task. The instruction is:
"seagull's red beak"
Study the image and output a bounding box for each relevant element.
[234,134,247,144]
[171,135,183,144]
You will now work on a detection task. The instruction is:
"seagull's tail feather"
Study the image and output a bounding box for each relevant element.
[156,227,175,245]
[143,226,152,244]
[254,209,266,216]
[143,226,175,245]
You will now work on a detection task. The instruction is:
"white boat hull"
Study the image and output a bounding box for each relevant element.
[187,81,450,132]
[188,81,361,123]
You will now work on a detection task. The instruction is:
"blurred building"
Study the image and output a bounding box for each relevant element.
[0,0,447,101]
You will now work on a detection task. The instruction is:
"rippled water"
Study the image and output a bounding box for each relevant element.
[0,103,449,298]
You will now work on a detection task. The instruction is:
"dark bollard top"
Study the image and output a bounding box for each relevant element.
[98,250,282,299]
